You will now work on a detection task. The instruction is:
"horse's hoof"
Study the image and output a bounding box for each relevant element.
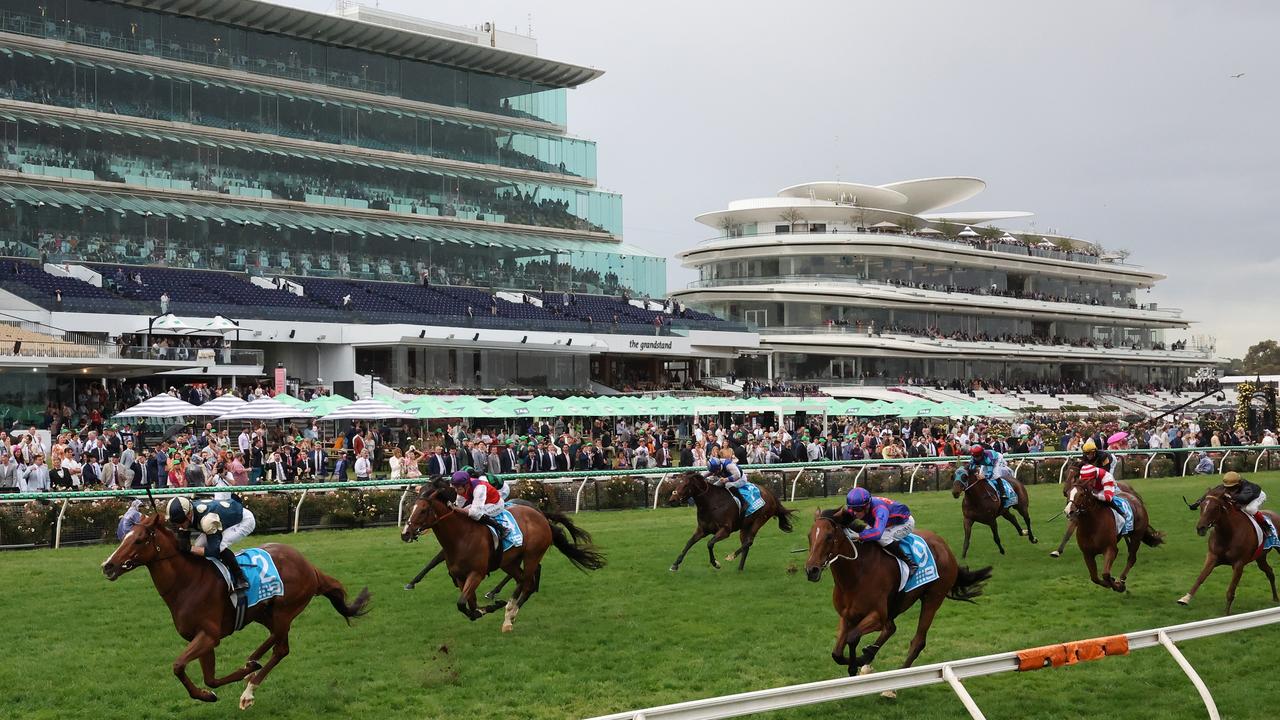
[1049,550,1061,558]
[998,548,1006,555]
[1112,582,1126,594]
[245,660,262,673]
[238,692,254,711]
[669,564,680,572]
[1029,536,1039,544]
[711,562,721,570]
[1019,530,1027,537]
[404,583,415,591]
[484,591,498,600]
[725,553,736,562]
[857,665,873,676]
[1177,594,1192,606]
[880,690,898,700]
[197,690,218,703]
[501,623,513,633]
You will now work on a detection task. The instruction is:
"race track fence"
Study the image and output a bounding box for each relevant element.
[2,445,1276,549]
[584,605,1280,720]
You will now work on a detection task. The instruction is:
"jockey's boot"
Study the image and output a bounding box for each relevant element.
[996,481,1010,507]
[220,548,249,594]
[884,540,917,570]
[1256,512,1275,538]
[481,514,507,540]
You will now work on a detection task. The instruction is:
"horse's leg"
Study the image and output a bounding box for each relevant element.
[455,571,488,621]
[172,630,220,702]
[1018,501,1037,544]
[960,516,973,559]
[670,527,706,572]
[988,519,1006,555]
[1000,508,1025,537]
[1224,561,1247,614]
[845,613,882,677]
[484,573,514,601]
[1257,554,1279,602]
[706,527,731,570]
[901,595,944,670]
[729,523,759,570]
[831,614,851,666]
[1051,519,1075,558]
[199,647,259,689]
[855,617,897,668]
[501,562,541,633]
[1114,536,1140,592]
[405,549,446,590]
[1082,551,1109,589]
[1179,552,1220,605]
[1101,542,1121,591]
[240,614,298,711]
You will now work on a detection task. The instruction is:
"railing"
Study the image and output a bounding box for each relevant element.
[694,230,1112,266]
[586,606,1280,720]
[4,445,1275,550]
[743,327,1214,359]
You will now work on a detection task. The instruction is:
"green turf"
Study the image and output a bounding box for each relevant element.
[2,473,1279,720]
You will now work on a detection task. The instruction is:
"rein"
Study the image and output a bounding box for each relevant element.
[814,515,860,568]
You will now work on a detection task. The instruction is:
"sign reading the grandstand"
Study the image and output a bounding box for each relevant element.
[628,339,674,352]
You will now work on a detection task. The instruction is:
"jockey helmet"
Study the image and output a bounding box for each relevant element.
[1078,464,1099,482]
[166,496,192,524]
[970,445,985,457]
[846,486,872,509]
[1223,471,1242,487]
[707,458,723,473]
[449,470,472,486]
[1082,438,1097,455]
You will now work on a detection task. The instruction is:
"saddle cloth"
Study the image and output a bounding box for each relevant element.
[206,547,284,609]
[1110,496,1135,537]
[486,507,524,552]
[896,534,940,593]
[736,482,766,516]
[1245,512,1280,556]
[988,478,1017,509]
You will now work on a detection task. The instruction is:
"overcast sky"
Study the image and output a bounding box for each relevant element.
[291,0,1277,357]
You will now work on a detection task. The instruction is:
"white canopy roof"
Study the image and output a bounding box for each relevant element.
[189,394,246,416]
[114,394,199,418]
[320,398,416,421]
[216,396,315,421]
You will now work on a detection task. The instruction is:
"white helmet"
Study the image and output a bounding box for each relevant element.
[166,496,193,524]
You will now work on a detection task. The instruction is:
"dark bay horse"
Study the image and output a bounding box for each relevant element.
[951,467,1036,557]
[1050,471,1136,558]
[1178,487,1280,612]
[804,510,992,685]
[102,512,370,709]
[666,471,796,571]
[1066,479,1164,592]
[400,485,605,632]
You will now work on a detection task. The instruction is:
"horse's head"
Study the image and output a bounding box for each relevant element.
[951,466,979,499]
[102,512,175,581]
[1064,482,1102,519]
[804,509,847,583]
[667,472,703,506]
[1194,488,1230,537]
[401,480,457,543]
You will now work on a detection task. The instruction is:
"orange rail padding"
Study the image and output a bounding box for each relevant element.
[1016,635,1130,671]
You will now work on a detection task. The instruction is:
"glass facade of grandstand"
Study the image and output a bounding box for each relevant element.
[0,0,661,297]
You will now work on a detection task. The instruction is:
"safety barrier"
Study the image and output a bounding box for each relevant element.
[2,445,1276,549]
[585,605,1280,720]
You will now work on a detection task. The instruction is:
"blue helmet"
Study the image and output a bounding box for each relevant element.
[846,487,872,509]
[707,458,723,473]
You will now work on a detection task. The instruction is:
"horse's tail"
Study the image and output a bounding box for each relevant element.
[544,510,607,572]
[774,499,797,533]
[316,571,372,625]
[947,565,993,603]
[1141,525,1166,547]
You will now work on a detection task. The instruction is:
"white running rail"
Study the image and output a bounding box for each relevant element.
[585,606,1280,720]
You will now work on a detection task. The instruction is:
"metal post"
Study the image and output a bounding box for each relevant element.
[1144,453,1157,479]
[789,469,806,502]
[908,463,922,494]
[397,486,412,527]
[1013,459,1025,478]
[943,664,986,720]
[1157,630,1219,720]
[1257,449,1271,473]
[652,475,668,510]
[1058,459,1069,484]
[575,478,590,514]
[853,465,866,488]
[1218,450,1231,473]
[1183,453,1195,477]
[292,490,308,534]
[54,498,69,549]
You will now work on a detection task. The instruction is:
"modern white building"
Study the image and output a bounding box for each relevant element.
[671,177,1215,387]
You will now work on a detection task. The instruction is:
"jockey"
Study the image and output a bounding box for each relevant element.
[1221,471,1275,540]
[470,465,511,502]
[966,444,1013,506]
[167,495,255,595]
[449,470,507,539]
[836,487,916,569]
[1081,438,1114,477]
[706,450,749,510]
[1078,463,1125,516]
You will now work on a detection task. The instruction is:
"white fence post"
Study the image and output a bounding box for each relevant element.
[54,498,69,549]
[1218,450,1231,472]
[1182,453,1195,476]
[1157,630,1220,720]
[908,464,922,494]
[397,487,412,527]
[575,477,591,514]
[942,664,986,720]
[292,490,308,534]
[653,476,669,510]
[1257,449,1271,473]
[1144,453,1157,479]
[789,470,806,502]
[1058,459,1069,484]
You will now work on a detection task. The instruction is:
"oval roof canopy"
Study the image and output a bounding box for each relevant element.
[878,177,987,214]
[777,182,909,208]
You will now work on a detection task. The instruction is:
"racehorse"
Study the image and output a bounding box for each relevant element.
[804,510,992,682]
[1050,465,1136,558]
[951,466,1037,557]
[102,511,370,709]
[666,471,796,572]
[1177,487,1280,613]
[1065,477,1164,592]
[400,483,605,632]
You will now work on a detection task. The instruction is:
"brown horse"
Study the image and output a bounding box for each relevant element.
[1050,471,1137,558]
[1177,488,1280,612]
[666,472,796,571]
[804,510,992,682]
[102,512,370,709]
[951,467,1037,557]
[400,484,605,632]
[1066,479,1164,592]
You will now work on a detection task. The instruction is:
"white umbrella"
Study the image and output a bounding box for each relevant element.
[202,315,240,333]
[917,226,944,235]
[188,394,246,416]
[999,233,1018,242]
[957,226,980,238]
[114,394,199,418]
[216,396,314,421]
[148,314,195,333]
[320,397,415,421]
[871,221,900,229]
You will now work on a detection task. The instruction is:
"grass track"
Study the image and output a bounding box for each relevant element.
[2,473,1279,719]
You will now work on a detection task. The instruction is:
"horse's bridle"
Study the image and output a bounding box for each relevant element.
[121,523,177,571]
[407,492,457,539]
[813,515,859,568]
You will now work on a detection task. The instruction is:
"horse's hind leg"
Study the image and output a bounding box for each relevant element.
[1018,502,1037,543]
[1114,536,1140,592]
[199,648,259,689]
[239,614,298,711]
[1052,519,1076,558]
[484,574,514,601]
[1257,554,1279,602]
[501,562,541,633]
[173,631,220,703]
[728,525,759,570]
[901,595,944,670]
[961,516,974,559]
[405,549,446,590]
[670,528,706,572]
[1000,508,1024,537]
[1225,562,1247,614]
[988,520,1006,555]
[706,527,731,570]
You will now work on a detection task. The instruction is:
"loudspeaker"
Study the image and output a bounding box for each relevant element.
[333,380,356,399]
